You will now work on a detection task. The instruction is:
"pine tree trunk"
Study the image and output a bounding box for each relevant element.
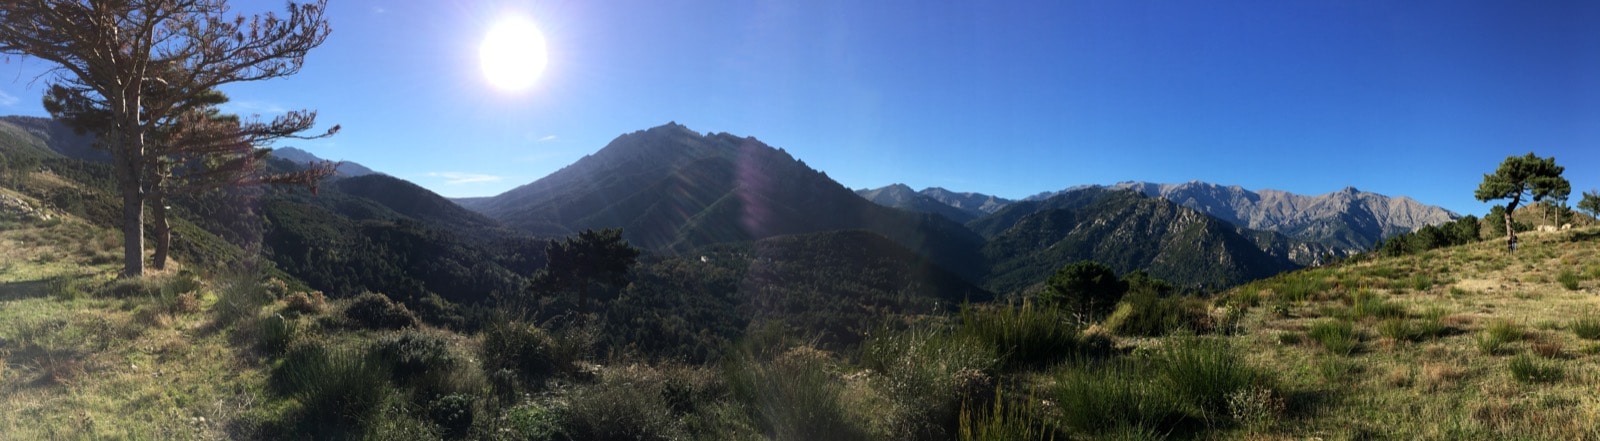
[151,195,170,271]
[1504,202,1519,252]
[120,176,145,277]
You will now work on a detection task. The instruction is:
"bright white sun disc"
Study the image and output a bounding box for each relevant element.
[479,17,548,91]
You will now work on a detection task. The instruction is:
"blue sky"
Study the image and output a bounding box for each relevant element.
[1,0,1597,215]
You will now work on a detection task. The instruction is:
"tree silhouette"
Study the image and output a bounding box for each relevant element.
[1474,153,1569,252]
[0,0,335,276]
[1580,190,1600,223]
[528,228,641,316]
[1042,260,1127,321]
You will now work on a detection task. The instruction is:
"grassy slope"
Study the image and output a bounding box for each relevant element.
[0,189,278,439]
[1225,227,1600,439]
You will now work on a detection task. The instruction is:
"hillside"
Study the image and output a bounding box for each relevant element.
[271,147,378,177]
[977,188,1320,293]
[461,123,989,281]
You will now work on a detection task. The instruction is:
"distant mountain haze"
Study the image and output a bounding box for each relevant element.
[1100,181,1458,252]
[271,147,378,178]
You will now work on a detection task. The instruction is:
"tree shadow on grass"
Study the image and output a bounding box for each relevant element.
[0,279,50,302]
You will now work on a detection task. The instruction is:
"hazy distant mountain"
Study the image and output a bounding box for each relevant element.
[856,184,978,223]
[460,122,987,281]
[0,116,107,162]
[1026,181,1456,252]
[855,184,1014,223]
[272,147,377,177]
[920,187,1013,215]
[1100,181,1458,252]
[977,188,1330,293]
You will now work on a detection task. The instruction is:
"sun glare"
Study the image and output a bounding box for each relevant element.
[479,16,548,92]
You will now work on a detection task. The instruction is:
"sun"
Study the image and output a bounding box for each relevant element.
[479,16,548,92]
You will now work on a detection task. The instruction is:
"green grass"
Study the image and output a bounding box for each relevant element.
[1558,269,1581,290]
[1508,354,1563,383]
[957,302,1082,370]
[1478,320,1524,355]
[1307,319,1358,355]
[1571,314,1600,340]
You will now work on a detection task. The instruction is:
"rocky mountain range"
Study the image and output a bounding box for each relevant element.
[865,180,1456,253]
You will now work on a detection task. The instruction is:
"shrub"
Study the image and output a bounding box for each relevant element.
[480,320,562,392]
[273,343,392,438]
[957,302,1082,370]
[1571,315,1600,340]
[562,367,687,441]
[1308,319,1358,355]
[1272,273,1328,302]
[1508,354,1562,383]
[861,327,996,438]
[505,402,567,441]
[1558,270,1581,291]
[1041,261,1127,320]
[726,346,869,441]
[427,393,476,439]
[282,291,328,316]
[343,292,418,330]
[369,329,472,399]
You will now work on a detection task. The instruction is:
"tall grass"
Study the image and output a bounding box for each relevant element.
[1558,270,1581,291]
[726,346,869,441]
[958,388,1056,441]
[1508,354,1563,383]
[861,327,996,438]
[1477,321,1524,355]
[1052,337,1272,437]
[957,302,1082,370]
[272,342,392,438]
[1308,319,1358,355]
[1571,314,1600,340]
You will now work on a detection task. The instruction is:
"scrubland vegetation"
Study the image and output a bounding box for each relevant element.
[8,183,1599,440]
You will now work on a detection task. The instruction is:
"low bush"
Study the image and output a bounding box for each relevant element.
[562,367,688,441]
[427,393,476,439]
[480,320,563,392]
[344,292,418,330]
[1308,319,1358,355]
[368,328,477,401]
[282,291,328,316]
